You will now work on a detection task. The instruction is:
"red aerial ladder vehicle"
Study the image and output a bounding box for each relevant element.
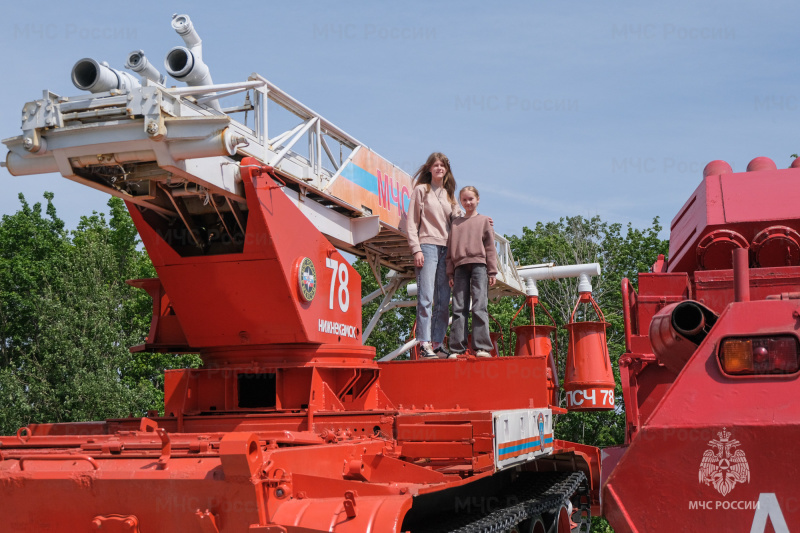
[0,14,613,532]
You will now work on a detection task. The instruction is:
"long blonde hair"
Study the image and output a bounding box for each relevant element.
[413,152,456,204]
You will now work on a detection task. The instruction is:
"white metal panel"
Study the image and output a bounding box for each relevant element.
[494,409,534,470]
[493,408,554,471]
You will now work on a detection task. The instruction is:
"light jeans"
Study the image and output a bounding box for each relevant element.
[449,263,492,353]
[415,244,451,344]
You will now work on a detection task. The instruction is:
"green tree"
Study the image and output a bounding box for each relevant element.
[0,194,200,434]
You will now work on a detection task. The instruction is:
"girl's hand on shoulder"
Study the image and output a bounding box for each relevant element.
[414,251,424,268]
[489,276,496,286]
[488,217,494,226]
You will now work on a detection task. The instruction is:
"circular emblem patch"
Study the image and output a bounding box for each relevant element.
[298,257,317,302]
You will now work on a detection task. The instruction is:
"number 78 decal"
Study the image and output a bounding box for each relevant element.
[325,258,350,312]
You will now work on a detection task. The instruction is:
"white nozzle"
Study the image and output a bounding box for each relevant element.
[72,58,140,93]
[165,46,212,85]
[577,272,593,293]
[125,50,166,85]
[524,278,539,297]
[164,14,220,111]
[171,13,201,48]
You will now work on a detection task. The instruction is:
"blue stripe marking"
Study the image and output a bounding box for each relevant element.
[340,163,410,212]
[499,439,540,454]
[499,436,554,456]
[341,163,378,195]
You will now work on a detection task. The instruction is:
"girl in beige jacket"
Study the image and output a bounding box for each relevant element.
[406,152,457,358]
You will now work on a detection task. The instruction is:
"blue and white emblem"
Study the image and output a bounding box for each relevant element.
[298,257,317,302]
[537,413,545,451]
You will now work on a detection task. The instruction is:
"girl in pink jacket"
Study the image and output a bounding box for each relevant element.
[406,153,457,358]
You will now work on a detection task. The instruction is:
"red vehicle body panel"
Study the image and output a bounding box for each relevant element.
[605,159,800,532]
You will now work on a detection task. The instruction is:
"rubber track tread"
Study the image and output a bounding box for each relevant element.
[414,471,588,533]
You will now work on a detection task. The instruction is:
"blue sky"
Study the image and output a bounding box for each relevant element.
[1,1,797,240]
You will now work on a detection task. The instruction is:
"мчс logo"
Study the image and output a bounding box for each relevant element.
[298,257,317,302]
[698,427,750,496]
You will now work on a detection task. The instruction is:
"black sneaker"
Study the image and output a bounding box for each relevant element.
[433,346,450,359]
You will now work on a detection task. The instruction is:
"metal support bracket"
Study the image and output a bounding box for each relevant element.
[365,249,384,293]
[156,428,171,469]
[343,490,358,519]
[195,510,221,533]
[20,90,63,153]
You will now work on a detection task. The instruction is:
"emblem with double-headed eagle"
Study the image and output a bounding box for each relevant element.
[698,427,750,496]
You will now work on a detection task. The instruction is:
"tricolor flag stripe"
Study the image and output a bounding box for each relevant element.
[501,436,538,449]
[498,434,555,460]
[498,437,539,459]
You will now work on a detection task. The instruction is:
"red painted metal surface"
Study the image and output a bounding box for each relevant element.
[751,226,800,267]
[606,160,800,531]
[668,157,800,275]
[607,300,800,531]
[0,157,600,532]
[563,293,614,411]
[379,357,550,411]
[508,296,561,407]
[733,248,751,302]
[129,159,364,350]
[696,229,748,271]
[127,278,191,351]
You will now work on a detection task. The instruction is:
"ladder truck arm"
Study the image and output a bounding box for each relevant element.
[3,64,524,299]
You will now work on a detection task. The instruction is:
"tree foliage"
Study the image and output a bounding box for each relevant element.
[0,193,200,434]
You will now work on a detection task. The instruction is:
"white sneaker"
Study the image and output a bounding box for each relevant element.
[420,342,437,358]
[475,350,492,358]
